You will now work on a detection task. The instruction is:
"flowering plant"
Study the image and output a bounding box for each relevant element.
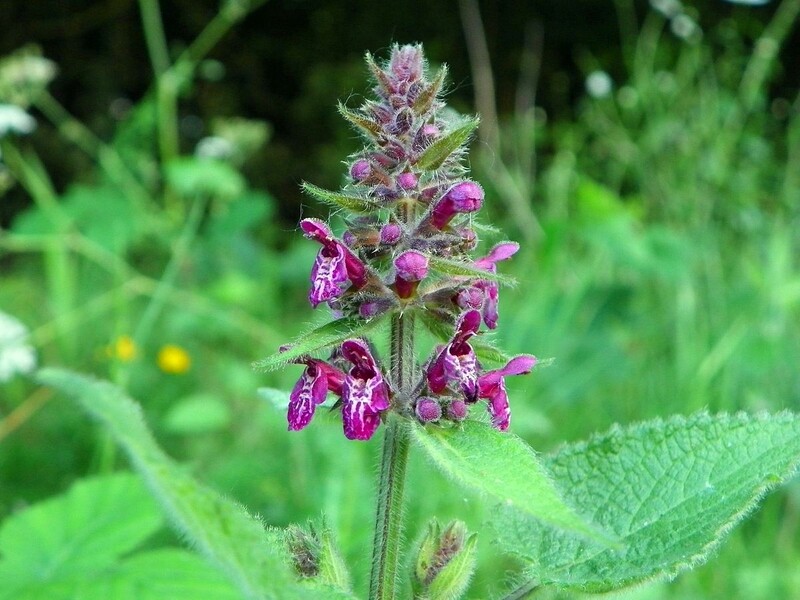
[31,43,800,600]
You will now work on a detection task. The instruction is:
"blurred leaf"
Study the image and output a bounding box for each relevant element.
[301,182,381,214]
[36,368,354,600]
[0,473,161,578]
[416,117,479,171]
[495,412,800,593]
[12,184,141,253]
[253,314,389,372]
[411,420,612,544]
[165,157,245,199]
[163,393,232,435]
[208,191,274,239]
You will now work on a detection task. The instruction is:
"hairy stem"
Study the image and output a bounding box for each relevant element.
[370,310,416,599]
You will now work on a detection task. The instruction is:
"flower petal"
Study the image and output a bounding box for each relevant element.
[287,364,329,431]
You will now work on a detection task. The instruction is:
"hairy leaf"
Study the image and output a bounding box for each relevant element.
[495,412,800,593]
[301,182,381,214]
[36,368,355,600]
[428,256,516,286]
[415,117,479,171]
[411,420,613,544]
[253,314,389,372]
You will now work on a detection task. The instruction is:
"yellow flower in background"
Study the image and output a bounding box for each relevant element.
[157,344,191,374]
[109,335,137,362]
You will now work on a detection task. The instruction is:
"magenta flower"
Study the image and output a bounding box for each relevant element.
[430,182,484,230]
[477,355,537,431]
[473,242,519,329]
[301,218,369,308]
[287,357,346,431]
[341,339,391,440]
[427,310,482,402]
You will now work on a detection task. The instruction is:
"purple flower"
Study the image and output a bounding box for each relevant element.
[394,250,429,299]
[477,355,537,431]
[430,182,484,230]
[341,339,390,440]
[473,242,519,329]
[427,310,482,402]
[287,357,346,431]
[301,218,369,308]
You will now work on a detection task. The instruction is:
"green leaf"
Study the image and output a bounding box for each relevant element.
[301,182,380,214]
[411,420,612,543]
[495,412,800,593]
[412,65,447,115]
[0,473,162,577]
[428,256,516,286]
[36,368,354,600]
[337,102,381,137]
[415,117,479,171]
[253,314,389,372]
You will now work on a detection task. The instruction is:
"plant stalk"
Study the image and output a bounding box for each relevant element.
[369,309,415,599]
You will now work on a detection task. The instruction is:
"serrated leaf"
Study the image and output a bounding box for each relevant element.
[428,256,516,286]
[302,182,380,214]
[253,314,389,372]
[415,117,479,171]
[337,102,381,137]
[411,420,613,544]
[36,368,354,600]
[495,412,800,593]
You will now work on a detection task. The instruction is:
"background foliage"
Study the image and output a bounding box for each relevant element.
[1,0,799,598]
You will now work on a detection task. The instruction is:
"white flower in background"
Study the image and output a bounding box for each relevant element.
[586,71,613,99]
[0,104,36,137]
[0,311,37,381]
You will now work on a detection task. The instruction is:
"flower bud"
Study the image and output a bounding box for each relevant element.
[380,222,402,245]
[446,399,468,421]
[415,397,442,423]
[456,287,484,310]
[394,250,429,299]
[396,171,418,190]
[430,181,484,229]
[350,159,371,181]
[413,520,477,600]
[286,523,321,577]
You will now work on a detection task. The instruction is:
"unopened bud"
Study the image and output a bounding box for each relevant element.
[446,400,468,421]
[431,181,484,229]
[413,520,477,600]
[394,250,429,299]
[286,523,321,578]
[380,222,402,245]
[415,397,442,423]
[397,171,418,190]
[350,159,371,181]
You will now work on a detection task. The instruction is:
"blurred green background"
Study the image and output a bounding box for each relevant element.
[1,0,799,598]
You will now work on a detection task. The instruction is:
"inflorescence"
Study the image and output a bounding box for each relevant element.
[284,44,536,440]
